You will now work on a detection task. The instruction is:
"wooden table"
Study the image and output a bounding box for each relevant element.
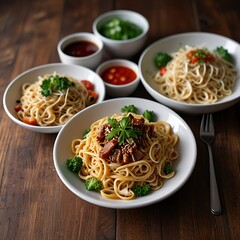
[1,0,240,239]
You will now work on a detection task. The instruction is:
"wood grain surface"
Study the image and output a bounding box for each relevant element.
[0,0,240,239]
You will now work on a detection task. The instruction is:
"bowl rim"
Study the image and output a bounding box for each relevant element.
[3,62,106,133]
[92,9,149,43]
[96,59,140,88]
[138,31,240,110]
[57,32,104,60]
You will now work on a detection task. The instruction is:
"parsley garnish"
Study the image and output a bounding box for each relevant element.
[143,110,154,122]
[40,74,75,97]
[83,128,91,139]
[121,105,155,122]
[106,116,141,145]
[121,105,138,113]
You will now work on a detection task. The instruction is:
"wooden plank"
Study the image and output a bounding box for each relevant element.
[195,0,240,41]
[115,0,196,43]
[1,0,240,239]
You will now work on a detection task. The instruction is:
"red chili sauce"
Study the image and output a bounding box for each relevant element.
[63,41,98,57]
[101,66,137,85]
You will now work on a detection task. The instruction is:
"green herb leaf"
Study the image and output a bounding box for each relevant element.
[119,116,131,129]
[40,79,52,96]
[83,128,91,139]
[143,110,154,122]
[127,128,140,139]
[106,116,141,145]
[40,74,75,97]
[107,128,121,140]
[119,131,128,145]
[108,118,119,128]
[121,105,138,113]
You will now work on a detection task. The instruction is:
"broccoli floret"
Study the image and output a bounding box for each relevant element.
[143,110,154,122]
[85,178,102,191]
[66,156,82,173]
[154,52,172,68]
[214,46,233,63]
[132,184,151,197]
[164,162,173,175]
[121,105,138,114]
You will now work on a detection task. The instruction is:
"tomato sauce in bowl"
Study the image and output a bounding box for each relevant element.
[96,59,140,97]
[101,66,137,85]
[63,41,99,57]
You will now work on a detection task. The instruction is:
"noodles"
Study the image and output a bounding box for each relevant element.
[154,45,237,104]
[16,72,98,126]
[71,112,179,200]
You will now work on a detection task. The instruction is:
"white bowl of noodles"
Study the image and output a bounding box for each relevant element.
[53,97,197,209]
[139,32,240,114]
[3,63,105,133]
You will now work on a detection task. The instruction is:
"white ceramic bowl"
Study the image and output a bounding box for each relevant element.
[96,59,140,97]
[3,63,105,133]
[57,32,104,70]
[93,10,149,58]
[53,97,197,209]
[139,32,240,114]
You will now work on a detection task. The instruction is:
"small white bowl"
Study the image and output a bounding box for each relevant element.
[57,32,104,70]
[93,10,149,58]
[3,63,106,133]
[139,32,240,114]
[96,59,140,97]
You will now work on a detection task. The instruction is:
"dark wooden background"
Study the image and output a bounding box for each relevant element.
[0,0,240,239]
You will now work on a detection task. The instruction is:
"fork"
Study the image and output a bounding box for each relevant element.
[200,114,222,215]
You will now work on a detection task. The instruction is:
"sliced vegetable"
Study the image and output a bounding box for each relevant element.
[88,90,98,104]
[14,104,22,112]
[186,49,214,64]
[99,18,143,40]
[159,67,167,76]
[23,117,38,126]
[81,80,94,91]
